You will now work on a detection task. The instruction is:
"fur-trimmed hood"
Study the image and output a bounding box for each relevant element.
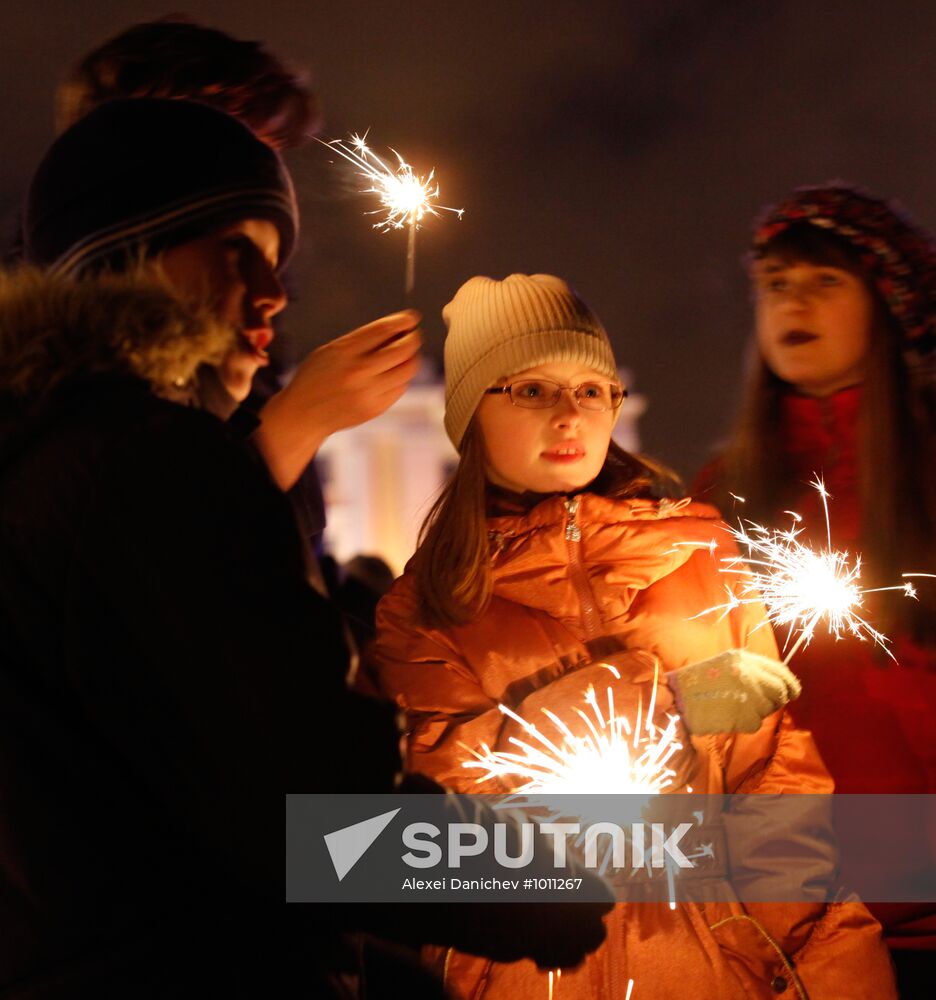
[0,267,235,404]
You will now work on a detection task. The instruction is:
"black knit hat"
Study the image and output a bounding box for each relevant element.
[24,98,298,276]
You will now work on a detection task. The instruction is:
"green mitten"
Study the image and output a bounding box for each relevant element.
[667,649,802,735]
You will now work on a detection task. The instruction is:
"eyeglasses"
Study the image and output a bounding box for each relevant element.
[485,378,627,411]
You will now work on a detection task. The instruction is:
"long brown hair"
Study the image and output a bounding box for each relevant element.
[412,420,682,629]
[714,223,936,642]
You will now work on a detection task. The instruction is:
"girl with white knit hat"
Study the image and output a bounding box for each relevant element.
[369,273,895,998]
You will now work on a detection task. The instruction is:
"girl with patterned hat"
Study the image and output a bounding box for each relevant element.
[694,184,936,996]
[368,272,896,998]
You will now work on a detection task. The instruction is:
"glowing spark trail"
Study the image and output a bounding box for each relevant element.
[548,969,560,999]
[692,475,918,662]
[320,131,463,295]
[549,968,635,999]
[462,663,682,800]
[463,666,691,911]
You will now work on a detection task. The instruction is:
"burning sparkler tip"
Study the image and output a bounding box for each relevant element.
[695,473,920,663]
[463,676,682,798]
[809,474,830,498]
[321,129,464,236]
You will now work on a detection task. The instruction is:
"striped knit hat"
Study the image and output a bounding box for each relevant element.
[24,98,297,276]
[442,273,618,449]
[752,184,936,350]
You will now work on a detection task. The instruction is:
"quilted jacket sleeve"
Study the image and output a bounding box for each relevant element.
[370,581,683,794]
[368,578,511,792]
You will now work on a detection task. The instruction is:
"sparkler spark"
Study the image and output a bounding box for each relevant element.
[549,969,634,999]
[463,665,695,910]
[693,475,917,662]
[548,969,560,999]
[548,971,632,999]
[320,131,463,295]
[462,663,682,799]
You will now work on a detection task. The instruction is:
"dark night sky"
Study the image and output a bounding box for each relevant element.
[4,1,936,478]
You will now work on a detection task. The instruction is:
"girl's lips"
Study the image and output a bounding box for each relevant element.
[542,446,585,463]
[781,330,819,346]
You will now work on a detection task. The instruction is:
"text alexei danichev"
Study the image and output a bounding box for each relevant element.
[402,877,586,891]
[402,877,512,891]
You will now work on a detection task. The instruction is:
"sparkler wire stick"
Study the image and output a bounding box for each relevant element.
[780,611,822,664]
[405,216,417,300]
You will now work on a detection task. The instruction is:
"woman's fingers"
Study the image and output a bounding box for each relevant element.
[335,310,422,355]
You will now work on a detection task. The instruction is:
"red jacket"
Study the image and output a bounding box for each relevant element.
[694,386,936,949]
[371,493,894,998]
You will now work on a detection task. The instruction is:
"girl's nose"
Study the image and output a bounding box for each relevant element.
[779,280,811,310]
[551,388,581,426]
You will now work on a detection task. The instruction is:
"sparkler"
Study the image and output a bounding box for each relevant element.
[463,665,703,915]
[692,475,919,662]
[462,662,683,800]
[320,131,463,297]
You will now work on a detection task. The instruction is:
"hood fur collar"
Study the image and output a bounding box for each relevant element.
[0,267,235,404]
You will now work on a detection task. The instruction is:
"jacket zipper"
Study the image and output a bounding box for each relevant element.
[564,497,602,638]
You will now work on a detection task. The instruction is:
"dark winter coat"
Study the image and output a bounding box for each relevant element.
[0,270,400,997]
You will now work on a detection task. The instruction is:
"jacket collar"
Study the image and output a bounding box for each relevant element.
[486,493,724,629]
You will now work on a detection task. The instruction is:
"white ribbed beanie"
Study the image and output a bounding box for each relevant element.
[442,273,618,449]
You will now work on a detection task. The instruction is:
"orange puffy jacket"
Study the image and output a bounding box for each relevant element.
[370,493,896,999]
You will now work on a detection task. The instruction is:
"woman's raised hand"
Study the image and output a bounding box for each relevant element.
[254,310,421,489]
